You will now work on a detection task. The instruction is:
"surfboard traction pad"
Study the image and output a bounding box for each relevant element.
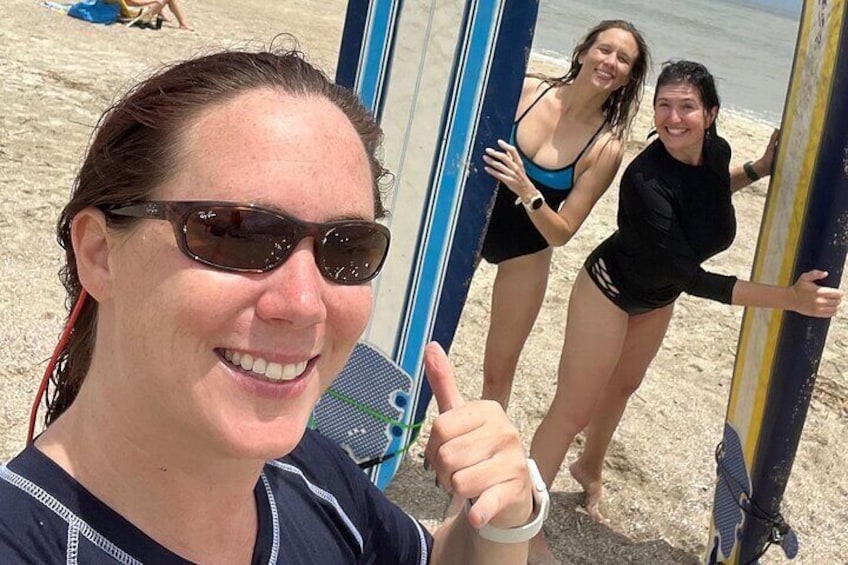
[311,342,413,468]
[710,424,799,564]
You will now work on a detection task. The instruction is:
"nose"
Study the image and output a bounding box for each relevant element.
[666,106,683,123]
[254,238,327,328]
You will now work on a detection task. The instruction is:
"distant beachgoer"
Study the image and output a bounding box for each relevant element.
[0,47,546,564]
[477,20,651,410]
[526,59,842,564]
[123,0,192,31]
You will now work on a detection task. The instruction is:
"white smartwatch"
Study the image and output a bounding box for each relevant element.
[514,191,544,211]
[469,458,550,544]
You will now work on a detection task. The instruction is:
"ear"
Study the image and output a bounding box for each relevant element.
[71,208,115,302]
[706,106,719,128]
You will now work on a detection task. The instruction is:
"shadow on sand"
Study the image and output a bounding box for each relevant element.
[385,455,701,565]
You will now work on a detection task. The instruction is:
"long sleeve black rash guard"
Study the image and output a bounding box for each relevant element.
[588,136,738,311]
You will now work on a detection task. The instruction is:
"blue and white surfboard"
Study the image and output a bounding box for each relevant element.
[311,0,540,489]
[708,0,848,562]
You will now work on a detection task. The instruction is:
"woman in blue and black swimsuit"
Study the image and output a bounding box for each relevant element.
[479,20,650,410]
[528,60,842,539]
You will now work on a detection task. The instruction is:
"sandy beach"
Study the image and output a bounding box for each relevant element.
[1,1,845,563]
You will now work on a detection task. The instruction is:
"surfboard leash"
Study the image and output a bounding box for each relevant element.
[714,442,797,563]
[310,387,424,470]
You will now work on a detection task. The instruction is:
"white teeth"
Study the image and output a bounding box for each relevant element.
[266,362,283,380]
[223,350,308,382]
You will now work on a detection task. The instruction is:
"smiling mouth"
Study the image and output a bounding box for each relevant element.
[223,349,308,382]
[664,127,689,136]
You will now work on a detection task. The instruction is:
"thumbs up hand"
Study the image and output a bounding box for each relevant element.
[423,342,533,531]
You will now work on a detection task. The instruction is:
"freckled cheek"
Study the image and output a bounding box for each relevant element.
[340,286,373,336]
[327,286,373,348]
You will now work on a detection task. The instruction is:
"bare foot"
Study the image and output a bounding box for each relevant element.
[178,24,194,32]
[528,531,561,565]
[569,460,605,522]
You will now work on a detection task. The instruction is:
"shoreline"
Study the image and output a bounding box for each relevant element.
[529,51,784,127]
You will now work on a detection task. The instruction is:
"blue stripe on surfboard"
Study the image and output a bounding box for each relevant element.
[737,18,848,560]
[336,1,400,118]
[356,1,401,118]
[396,0,499,377]
[430,1,540,373]
[334,1,405,487]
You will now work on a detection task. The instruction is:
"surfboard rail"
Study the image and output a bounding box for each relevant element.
[708,1,848,562]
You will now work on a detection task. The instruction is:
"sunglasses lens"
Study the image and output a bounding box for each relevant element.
[320,224,390,283]
[184,207,299,270]
[181,205,388,282]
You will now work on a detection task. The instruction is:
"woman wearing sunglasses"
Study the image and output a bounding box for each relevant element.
[0,49,544,564]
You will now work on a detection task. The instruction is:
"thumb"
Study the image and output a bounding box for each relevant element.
[799,269,828,283]
[424,341,464,413]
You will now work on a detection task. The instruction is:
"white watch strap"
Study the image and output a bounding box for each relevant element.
[513,191,543,210]
[471,458,550,544]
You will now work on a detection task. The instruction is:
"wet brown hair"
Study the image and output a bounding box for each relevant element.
[45,47,388,425]
[531,19,651,136]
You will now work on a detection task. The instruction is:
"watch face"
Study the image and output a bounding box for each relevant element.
[530,196,544,210]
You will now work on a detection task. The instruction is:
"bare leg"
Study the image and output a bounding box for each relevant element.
[163,0,192,30]
[481,248,552,410]
[528,269,629,563]
[144,1,164,19]
[570,303,674,521]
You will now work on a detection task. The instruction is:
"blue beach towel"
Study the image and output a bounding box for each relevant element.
[68,0,119,24]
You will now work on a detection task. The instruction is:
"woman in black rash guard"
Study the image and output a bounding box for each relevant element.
[526,60,842,549]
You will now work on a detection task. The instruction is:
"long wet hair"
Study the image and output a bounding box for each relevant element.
[44,47,388,426]
[531,20,651,136]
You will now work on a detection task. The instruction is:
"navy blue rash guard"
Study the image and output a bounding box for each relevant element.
[0,430,432,564]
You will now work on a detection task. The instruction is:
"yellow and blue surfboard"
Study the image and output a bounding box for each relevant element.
[312,0,540,490]
[708,1,848,562]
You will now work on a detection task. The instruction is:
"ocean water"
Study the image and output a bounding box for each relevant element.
[531,0,803,124]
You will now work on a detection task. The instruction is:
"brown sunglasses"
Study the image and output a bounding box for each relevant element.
[102,201,391,284]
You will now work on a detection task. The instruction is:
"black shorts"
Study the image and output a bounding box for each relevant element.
[584,240,677,315]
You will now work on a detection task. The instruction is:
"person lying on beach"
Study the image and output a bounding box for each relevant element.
[0,47,548,564]
[477,19,650,410]
[526,60,842,565]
